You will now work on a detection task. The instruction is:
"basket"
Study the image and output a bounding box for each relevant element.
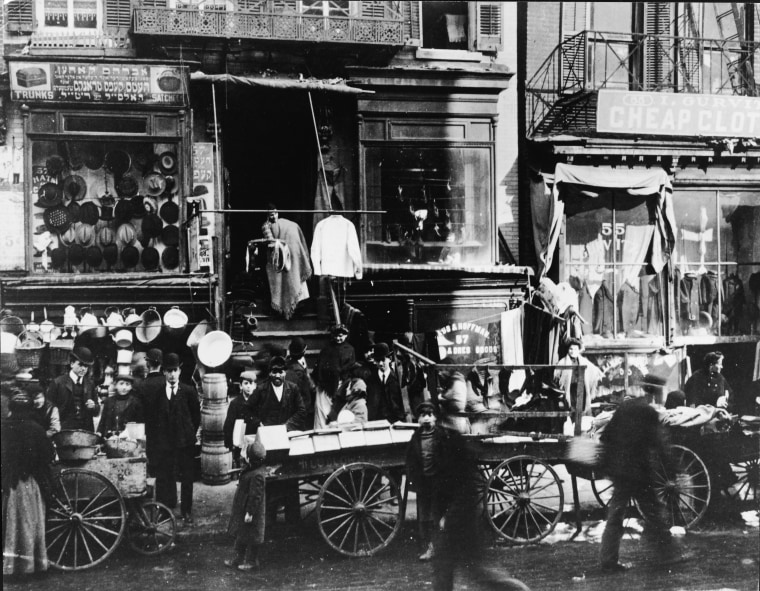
[15,330,45,369]
[50,338,75,365]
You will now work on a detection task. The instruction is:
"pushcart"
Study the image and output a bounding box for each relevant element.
[46,453,177,570]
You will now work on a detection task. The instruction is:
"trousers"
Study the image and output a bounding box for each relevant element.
[152,445,196,516]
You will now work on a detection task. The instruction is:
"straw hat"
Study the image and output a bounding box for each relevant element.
[117,223,137,245]
[98,226,115,247]
[76,223,95,246]
[158,151,178,175]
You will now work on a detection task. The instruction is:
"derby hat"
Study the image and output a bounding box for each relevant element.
[62,175,87,201]
[116,175,139,198]
[103,243,119,268]
[68,243,85,267]
[142,212,163,240]
[121,244,139,269]
[269,355,287,372]
[97,226,115,247]
[71,346,95,366]
[163,352,182,370]
[144,173,166,197]
[104,150,131,177]
[50,246,68,270]
[75,223,95,246]
[79,201,100,226]
[45,155,66,177]
[289,337,307,358]
[132,148,157,173]
[114,197,135,223]
[59,226,77,247]
[372,342,391,360]
[161,224,180,247]
[146,348,163,365]
[158,151,178,175]
[36,182,63,208]
[160,195,179,225]
[83,143,105,171]
[161,246,179,270]
[67,200,81,223]
[192,185,209,197]
[85,245,103,268]
[116,223,136,245]
[129,196,146,219]
[43,204,72,234]
[141,244,160,270]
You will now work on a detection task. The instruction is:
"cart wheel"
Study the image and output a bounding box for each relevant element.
[316,462,402,557]
[485,456,564,544]
[590,472,614,507]
[46,468,127,571]
[727,457,759,502]
[126,500,176,555]
[644,444,711,529]
[299,477,325,520]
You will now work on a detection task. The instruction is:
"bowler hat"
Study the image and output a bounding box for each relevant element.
[331,324,349,336]
[161,246,179,270]
[121,244,139,269]
[372,342,391,360]
[158,151,178,175]
[116,175,139,198]
[103,243,119,267]
[288,337,307,358]
[83,144,105,171]
[161,224,180,246]
[46,155,66,177]
[62,175,87,201]
[114,198,135,223]
[104,150,131,177]
[142,213,163,240]
[141,245,160,270]
[68,243,85,267]
[71,346,95,366]
[79,201,100,226]
[146,348,163,365]
[36,183,63,208]
[50,246,68,270]
[268,355,286,372]
[163,352,182,370]
[85,245,103,268]
[67,200,81,223]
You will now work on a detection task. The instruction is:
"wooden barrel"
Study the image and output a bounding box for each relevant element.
[200,441,232,485]
[201,400,228,442]
[202,373,228,402]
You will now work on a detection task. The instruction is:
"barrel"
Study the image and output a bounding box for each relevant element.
[201,441,232,485]
[201,401,228,442]
[202,373,228,402]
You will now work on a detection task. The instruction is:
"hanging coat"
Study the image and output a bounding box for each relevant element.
[592,280,615,336]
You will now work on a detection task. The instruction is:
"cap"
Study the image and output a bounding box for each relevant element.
[71,346,95,366]
[163,352,182,370]
[246,439,266,461]
[146,348,163,365]
[240,370,257,383]
[114,373,135,383]
[415,401,437,417]
[331,324,349,336]
[372,342,391,360]
[288,337,307,358]
[268,355,286,373]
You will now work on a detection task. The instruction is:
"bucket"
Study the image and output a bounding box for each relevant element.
[201,373,228,402]
[200,441,232,485]
[116,348,133,364]
[114,329,133,348]
[135,307,162,344]
[163,306,188,338]
[197,331,233,369]
[201,401,228,441]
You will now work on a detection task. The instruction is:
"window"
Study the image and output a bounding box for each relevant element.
[364,145,492,266]
[300,0,350,17]
[406,1,502,54]
[421,1,469,50]
[37,0,101,31]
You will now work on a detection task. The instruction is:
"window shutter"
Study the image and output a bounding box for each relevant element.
[105,0,133,31]
[5,0,34,32]
[474,1,502,52]
[402,1,420,46]
[359,1,386,19]
[644,2,673,90]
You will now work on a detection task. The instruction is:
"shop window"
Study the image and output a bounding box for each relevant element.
[563,190,666,342]
[364,145,492,266]
[673,189,760,338]
[64,115,148,133]
[37,0,101,30]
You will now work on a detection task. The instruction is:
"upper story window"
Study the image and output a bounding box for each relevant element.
[38,0,101,30]
[421,1,469,50]
[301,0,350,17]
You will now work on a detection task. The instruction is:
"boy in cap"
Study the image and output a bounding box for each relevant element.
[285,337,316,428]
[313,324,355,428]
[226,439,267,571]
[97,373,144,438]
[47,346,100,431]
[224,369,258,466]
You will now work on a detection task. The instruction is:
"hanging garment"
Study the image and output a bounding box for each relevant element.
[264,217,312,320]
[722,274,745,335]
[578,280,594,331]
[700,270,722,325]
[313,159,346,229]
[593,280,615,336]
[311,214,363,279]
[640,275,664,336]
[617,280,641,337]
[680,273,700,326]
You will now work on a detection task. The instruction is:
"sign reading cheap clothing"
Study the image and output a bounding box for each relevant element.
[8,61,187,105]
[597,89,760,138]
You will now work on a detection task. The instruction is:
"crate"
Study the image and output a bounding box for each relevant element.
[338,427,366,448]
[312,429,341,453]
[288,431,315,456]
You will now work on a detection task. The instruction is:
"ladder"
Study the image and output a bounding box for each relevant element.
[713,3,753,94]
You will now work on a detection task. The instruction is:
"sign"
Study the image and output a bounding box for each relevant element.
[436,321,500,364]
[8,61,187,105]
[0,190,26,271]
[597,90,760,138]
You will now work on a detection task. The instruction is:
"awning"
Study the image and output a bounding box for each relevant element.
[190,71,373,94]
[532,163,676,278]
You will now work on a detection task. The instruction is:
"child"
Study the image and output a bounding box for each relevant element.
[97,374,143,438]
[405,401,440,561]
[223,370,257,466]
[226,439,267,572]
[333,376,368,425]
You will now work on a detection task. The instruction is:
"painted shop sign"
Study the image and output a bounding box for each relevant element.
[597,90,760,138]
[436,322,500,363]
[8,61,186,105]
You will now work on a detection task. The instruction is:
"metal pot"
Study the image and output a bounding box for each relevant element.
[163,306,188,338]
[135,307,162,344]
[53,429,102,448]
[56,445,99,461]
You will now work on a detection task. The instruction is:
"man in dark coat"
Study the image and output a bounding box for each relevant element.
[46,346,100,431]
[132,348,163,398]
[245,356,306,432]
[139,352,201,524]
[366,342,405,423]
[684,351,734,410]
[599,396,688,572]
[313,324,355,428]
[285,337,316,429]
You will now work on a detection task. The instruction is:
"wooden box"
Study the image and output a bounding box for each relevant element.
[255,425,290,461]
[312,428,342,453]
[390,422,418,444]
[363,420,393,446]
[83,456,147,498]
[288,431,315,456]
[338,427,366,448]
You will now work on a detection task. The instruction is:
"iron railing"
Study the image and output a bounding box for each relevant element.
[133,2,404,44]
[527,30,760,137]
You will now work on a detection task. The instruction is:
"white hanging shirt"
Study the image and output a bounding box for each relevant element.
[310,215,363,279]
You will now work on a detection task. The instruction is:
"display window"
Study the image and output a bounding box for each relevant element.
[30,137,183,275]
[673,189,760,338]
[364,145,492,266]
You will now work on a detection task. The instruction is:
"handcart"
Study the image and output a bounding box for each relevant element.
[46,430,177,571]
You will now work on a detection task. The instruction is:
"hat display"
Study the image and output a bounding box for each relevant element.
[133,148,156,173]
[68,244,85,266]
[104,150,131,177]
[141,244,160,270]
[192,185,209,197]
[163,352,182,370]
[288,337,307,358]
[163,175,179,196]
[116,223,136,245]
[161,224,180,247]
[141,196,159,216]
[197,331,233,368]
[62,175,87,201]
[331,324,349,336]
[43,204,72,234]
[67,200,81,223]
[66,142,86,171]
[59,226,77,246]
[50,246,68,270]
[158,151,178,175]
[103,243,119,268]
[372,342,391,360]
[268,355,287,372]
[146,348,163,365]
[142,212,163,240]
[129,196,146,219]
[45,155,66,177]
[161,246,179,270]
[75,223,95,246]
[121,244,139,269]
[116,175,139,198]
[85,245,103,268]
[160,194,179,225]
[72,346,95,366]
[240,370,257,383]
[36,183,63,208]
[114,197,135,223]
[144,173,166,197]
[99,193,116,222]
[79,201,100,226]
[98,226,115,247]
[83,144,105,171]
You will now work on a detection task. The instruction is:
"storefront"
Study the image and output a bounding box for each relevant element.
[0,57,217,381]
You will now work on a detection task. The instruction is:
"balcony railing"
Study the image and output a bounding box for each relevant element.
[133,3,404,45]
[527,30,759,137]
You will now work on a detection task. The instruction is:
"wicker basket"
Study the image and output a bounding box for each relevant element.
[49,338,75,365]
[15,330,45,369]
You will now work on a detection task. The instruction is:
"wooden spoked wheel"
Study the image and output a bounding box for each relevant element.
[316,463,402,557]
[126,500,176,555]
[646,444,711,529]
[298,477,325,520]
[485,456,564,544]
[727,457,759,502]
[46,468,127,570]
[590,472,614,507]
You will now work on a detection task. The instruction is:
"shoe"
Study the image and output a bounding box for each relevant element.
[182,514,194,525]
[223,559,239,569]
[237,561,259,571]
[418,543,434,561]
[600,562,632,573]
